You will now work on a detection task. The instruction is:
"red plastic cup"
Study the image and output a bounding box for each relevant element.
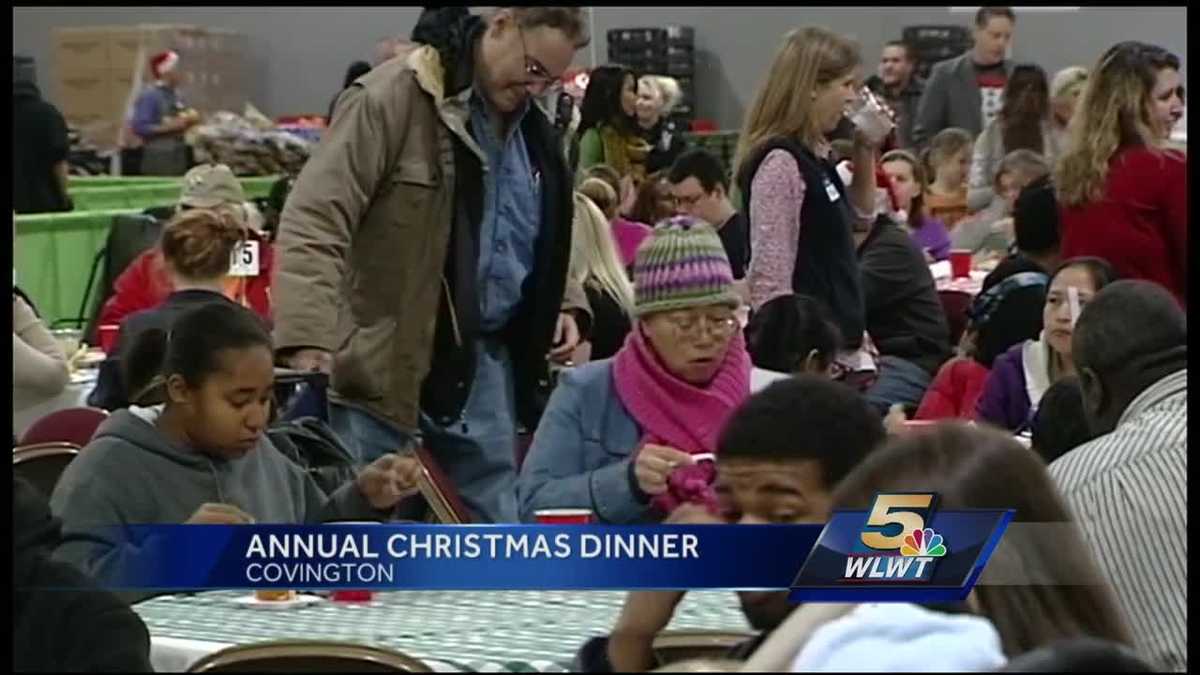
[949,250,972,279]
[535,508,594,524]
[331,590,374,603]
[98,324,120,354]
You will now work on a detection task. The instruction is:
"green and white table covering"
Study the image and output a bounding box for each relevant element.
[134,589,750,672]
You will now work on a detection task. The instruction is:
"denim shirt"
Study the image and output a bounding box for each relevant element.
[469,93,543,331]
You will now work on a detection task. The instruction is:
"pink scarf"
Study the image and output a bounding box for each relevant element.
[611,218,653,267]
[613,326,752,513]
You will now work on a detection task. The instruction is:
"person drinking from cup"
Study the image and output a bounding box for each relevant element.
[516,218,751,523]
[734,27,889,386]
[51,302,422,603]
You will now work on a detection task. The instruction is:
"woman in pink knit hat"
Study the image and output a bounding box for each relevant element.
[516,216,752,523]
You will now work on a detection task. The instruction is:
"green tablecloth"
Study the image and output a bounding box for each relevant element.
[135,590,750,672]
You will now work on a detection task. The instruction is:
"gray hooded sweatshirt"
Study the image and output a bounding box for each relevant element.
[49,406,384,599]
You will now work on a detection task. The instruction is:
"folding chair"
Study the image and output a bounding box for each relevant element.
[19,407,109,447]
[13,442,81,501]
[81,212,166,343]
[938,289,974,350]
[188,641,433,673]
[652,630,756,668]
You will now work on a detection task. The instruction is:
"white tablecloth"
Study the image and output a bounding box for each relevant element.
[13,371,97,439]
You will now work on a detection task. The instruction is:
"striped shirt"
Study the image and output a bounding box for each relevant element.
[1049,368,1187,672]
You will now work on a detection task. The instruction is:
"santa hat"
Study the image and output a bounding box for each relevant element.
[150,50,179,80]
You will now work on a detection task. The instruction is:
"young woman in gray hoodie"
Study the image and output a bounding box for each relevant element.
[49,302,422,599]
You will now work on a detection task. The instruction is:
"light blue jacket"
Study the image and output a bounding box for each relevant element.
[516,360,653,524]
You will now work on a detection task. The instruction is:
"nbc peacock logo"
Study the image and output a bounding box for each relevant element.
[843,494,947,582]
[901,528,948,557]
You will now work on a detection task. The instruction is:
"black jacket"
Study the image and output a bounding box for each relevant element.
[738,137,865,349]
[90,290,237,411]
[13,81,71,215]
[857,216,951,375]
[13,478,153,673]
[413,9,584,430]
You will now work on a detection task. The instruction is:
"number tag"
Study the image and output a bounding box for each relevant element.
[824,178,841,202]
[229,240,260,277]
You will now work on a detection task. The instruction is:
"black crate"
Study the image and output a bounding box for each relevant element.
[666,62,695,77]
[902,25,971,44]
[608,27,668,47]
[664,25,694,44]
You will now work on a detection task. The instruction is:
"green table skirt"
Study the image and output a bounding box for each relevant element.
[19,177,280,326]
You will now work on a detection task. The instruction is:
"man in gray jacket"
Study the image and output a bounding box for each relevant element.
[911,7,1016,148]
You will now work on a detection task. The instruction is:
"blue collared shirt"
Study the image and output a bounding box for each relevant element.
[469,93,543,331]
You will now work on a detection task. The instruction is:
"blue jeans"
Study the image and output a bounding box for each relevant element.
[864,355,933,417]
[329,337,520,524]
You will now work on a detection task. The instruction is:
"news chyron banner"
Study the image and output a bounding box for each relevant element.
[100,494,1011,601]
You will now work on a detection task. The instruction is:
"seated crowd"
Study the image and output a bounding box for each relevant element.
[13,6,1186,673]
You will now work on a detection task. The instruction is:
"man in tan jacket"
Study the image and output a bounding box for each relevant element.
[272,7,591,523]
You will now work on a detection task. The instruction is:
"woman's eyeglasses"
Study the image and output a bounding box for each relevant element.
[664,312,739,340]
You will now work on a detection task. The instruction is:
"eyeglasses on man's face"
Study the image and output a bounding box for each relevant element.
[519,26,563,97]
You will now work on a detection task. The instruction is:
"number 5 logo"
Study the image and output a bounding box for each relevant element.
[860,494,935,551]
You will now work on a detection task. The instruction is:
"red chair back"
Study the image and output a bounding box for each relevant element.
[412,446,474,524]
[13,442,81,500]
[20,407,110,448]
[689,119,718,133]
[938,290,974,349]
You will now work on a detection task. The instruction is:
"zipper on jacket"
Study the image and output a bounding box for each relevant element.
[442,276,463,348]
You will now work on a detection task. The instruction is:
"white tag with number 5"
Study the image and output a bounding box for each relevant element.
[229,240,260,277]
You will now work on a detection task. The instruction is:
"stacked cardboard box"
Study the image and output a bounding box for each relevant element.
[53,24,250,150]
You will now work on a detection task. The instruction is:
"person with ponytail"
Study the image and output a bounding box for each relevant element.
[96,163,275,332]
[90,207,255,411]
[51,302,423,602]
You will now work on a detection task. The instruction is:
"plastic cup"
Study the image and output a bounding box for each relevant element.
[949,250,972,279]
[331,589,374,603]
[535,508,594,524]
[98,324,120,353]
[845,87,894,145]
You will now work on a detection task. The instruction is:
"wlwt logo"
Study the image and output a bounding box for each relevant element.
[844,494,946,582]
[790,492,1013,602]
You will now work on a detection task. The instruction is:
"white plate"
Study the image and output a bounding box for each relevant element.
[230,593,323,610]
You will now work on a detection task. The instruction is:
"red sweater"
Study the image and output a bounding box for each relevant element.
[98,235,275,328]
[914,357,990,421]
[1059,146,1188,307]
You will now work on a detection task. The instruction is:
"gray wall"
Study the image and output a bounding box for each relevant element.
[14,6,1188,130]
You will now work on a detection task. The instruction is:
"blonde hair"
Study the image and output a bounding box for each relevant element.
[922,127,974,181]
[995,149,1050,191]
[734,27,860,180]
[639,75,683,115]
[1055,42,1181,206]
[570,192,636,315]
[579,177,618,219]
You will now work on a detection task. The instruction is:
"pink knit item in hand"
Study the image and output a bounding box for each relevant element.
[651,461,718,515]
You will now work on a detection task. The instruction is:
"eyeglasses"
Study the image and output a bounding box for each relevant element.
[519,26,563,97]
[662,312,739,340]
